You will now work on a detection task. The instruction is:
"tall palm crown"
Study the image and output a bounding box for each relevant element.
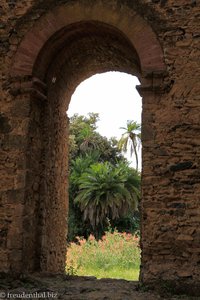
[118,121,141,171]
[74,162,140,229]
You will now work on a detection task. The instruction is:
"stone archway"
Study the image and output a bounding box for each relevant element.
[1,0,200,293]
[8,1,166,276]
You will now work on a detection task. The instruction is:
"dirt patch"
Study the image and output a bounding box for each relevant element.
[0,274,198,300]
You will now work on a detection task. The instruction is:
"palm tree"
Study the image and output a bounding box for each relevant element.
[118,121,141,171]
[74,162,140,231]
[79,125,97,152]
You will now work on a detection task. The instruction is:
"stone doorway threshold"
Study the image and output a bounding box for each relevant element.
[0,274,197,300]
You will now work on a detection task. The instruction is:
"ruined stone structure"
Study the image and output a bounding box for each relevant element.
[1,0,200,292]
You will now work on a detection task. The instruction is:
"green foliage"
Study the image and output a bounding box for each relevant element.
[118,120,141,170]
[65,265,77,276]
[74,161,140,230]
[68,113,141,241]
[66,230,140,280]
[69,113,124,163]
[112,211,140,235]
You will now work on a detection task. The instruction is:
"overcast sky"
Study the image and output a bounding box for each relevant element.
[67,71,142,169]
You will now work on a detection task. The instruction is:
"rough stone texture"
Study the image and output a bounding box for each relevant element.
[0,0,200,295]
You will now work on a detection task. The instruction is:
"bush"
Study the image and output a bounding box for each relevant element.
[66,229,140,280]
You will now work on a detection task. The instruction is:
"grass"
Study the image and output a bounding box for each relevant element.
[76,266,140,280]
[66,229,140,281]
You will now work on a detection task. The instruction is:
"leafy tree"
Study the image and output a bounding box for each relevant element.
[69,113,124,163]
[112,211,140,236]
[68,152,102,241]
[69,152,100,195]
[118,121,141,171]
[67,113,141,240]
[74,161,140,235]
[69,113,99,160]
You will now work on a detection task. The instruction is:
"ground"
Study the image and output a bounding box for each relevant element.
[0,275,199,300]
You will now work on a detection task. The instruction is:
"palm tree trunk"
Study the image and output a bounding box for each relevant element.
[130,134,138,171]
[132,141,138,171]
[133,145,138,171]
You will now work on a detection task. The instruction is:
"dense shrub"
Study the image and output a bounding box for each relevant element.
[66,229,140,280]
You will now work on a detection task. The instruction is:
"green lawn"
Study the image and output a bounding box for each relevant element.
[76,266,140,281]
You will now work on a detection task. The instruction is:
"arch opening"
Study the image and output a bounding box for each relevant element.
[66,71,142,280]
[29,21,142,273]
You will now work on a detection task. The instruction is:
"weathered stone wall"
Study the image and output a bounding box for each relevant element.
[140,0,200,289]
[0,0,200,292]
